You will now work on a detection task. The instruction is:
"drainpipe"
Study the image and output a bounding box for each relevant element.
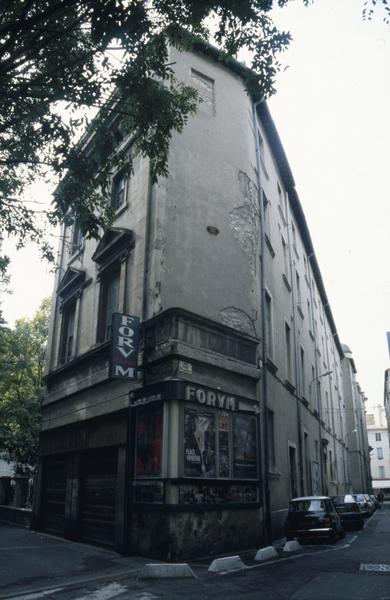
[252,98,272,545]
[141,161,155,386]
[285,195,304,497]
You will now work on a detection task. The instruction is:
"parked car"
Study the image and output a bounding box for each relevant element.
[369,494,380,510]
[332,494,364,530]
[285,496,345,544]
[352,494,375,517]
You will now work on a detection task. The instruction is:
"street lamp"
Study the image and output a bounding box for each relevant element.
[309,370,333,397]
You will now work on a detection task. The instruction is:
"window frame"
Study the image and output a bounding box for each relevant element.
[111,171,128,212]
[97,265,121,343]
[182,405,259,482]
[58,300,76,365]
[285,321,292,382]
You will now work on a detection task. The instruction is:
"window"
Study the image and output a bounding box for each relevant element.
[264,291,274,357]
[282,236,289,281]
[291,222,297,250]
[267,409,275,467]
[262,189,271,240]
[304,433,310,494]
[295,271,301,306]
[97,267,120,342]
[300,346,305,397]
[183,408,258,480]
[329,449,334,480]
[59,302,76,364]
[307,299,315,334]
[191,69,215,114]
[289,445,298,498]
[303,255,308,279]
[70,221,84,255]
[278,181,287,217]
[257,130,268,175]
[112,172,127,211]
[375,432,381,441]
[325,391,330,426]
[377,447,384,460]
[285,322,292,381]
[379,466,385,478]
[135,405,163,477]
[315,439,319,460]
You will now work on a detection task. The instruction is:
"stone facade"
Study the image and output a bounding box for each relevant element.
[34,45,371,557]
[341,345,372,493]
[366,403,390,494]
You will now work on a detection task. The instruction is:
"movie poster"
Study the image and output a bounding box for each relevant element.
[184,410,216,477]
[218,413,230,478]
[233,414,258,479]
[135,407,162,476]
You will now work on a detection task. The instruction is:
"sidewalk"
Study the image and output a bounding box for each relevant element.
[0,524,149,599]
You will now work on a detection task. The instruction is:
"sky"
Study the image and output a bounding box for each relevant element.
[1,0,389,408]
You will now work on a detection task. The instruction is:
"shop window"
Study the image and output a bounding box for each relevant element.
[183,408,258,480]
[97,266,120,342]
[135,406,163,477]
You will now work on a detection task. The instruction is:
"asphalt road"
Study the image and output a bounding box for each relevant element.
[1,503,389,600]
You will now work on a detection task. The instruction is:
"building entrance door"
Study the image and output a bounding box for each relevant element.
[79,447,118,547]
[41,454,67,535]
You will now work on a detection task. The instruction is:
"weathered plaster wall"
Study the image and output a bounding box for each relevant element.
[131,507,263,560]
[148,48,260,337]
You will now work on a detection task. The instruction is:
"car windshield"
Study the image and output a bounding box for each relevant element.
[290,499,325,512]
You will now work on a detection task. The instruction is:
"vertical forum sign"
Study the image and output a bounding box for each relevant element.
[110,313,140,380]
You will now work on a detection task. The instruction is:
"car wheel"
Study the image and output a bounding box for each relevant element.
[329,528,337,544]
[338,526,346,540]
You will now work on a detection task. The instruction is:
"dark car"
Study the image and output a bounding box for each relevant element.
[352,494,374,517]
[369,494,379,510]
[332,494,364,530]
[285,496,345,544]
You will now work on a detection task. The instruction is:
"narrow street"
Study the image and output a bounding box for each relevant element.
[1,503,389,600]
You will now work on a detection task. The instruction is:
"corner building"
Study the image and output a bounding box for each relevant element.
[34,45,369,558]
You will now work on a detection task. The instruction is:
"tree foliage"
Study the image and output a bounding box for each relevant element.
[0,0,386,278]
[0,0,300,275]
[0,298,50,473]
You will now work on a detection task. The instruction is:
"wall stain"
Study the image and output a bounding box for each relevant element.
[219,306,256,337]
[229,171,259,276]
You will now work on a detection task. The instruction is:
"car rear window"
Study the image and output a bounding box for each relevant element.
[354,494,365,501]
[332,496,345,504]
[290,500,325,512]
